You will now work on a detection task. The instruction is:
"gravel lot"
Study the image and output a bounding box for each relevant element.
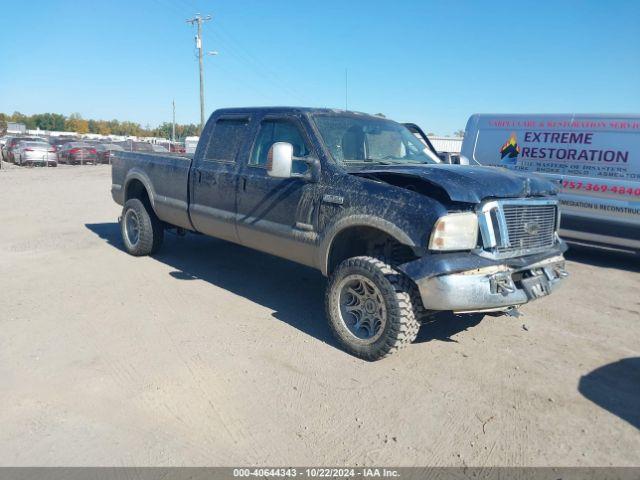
[0,163,638,466]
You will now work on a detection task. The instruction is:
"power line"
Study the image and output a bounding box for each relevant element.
[203,24,307,105]
[186,13,213,133]
[163,1,307,107]
[161,2,307,113]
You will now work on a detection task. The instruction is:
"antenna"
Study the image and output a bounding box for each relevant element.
[345,68,348,111]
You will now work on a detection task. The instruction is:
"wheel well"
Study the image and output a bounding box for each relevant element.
[326,227,417,274]
[125,179,153,212]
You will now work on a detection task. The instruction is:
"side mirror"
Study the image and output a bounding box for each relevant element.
[437,152,454,164]
[267,142,293,178]
[458,155,470,166]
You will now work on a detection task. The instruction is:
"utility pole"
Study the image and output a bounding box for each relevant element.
[186,14,212,133]
[172,99,176,143]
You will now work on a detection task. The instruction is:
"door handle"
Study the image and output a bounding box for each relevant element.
[198,171,202,183]
[242,177,247,191]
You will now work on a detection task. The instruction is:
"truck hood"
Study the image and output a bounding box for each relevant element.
[349,164,557,204]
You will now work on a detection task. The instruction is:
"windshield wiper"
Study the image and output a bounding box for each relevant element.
[344,159,431,168]
[344,160,393,166]
[364,159,428,165]
[366,160,395,165]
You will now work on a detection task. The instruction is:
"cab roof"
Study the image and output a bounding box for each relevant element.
[211,106,378,118]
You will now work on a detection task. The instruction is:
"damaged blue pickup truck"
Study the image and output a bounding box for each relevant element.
[111,107,568,360]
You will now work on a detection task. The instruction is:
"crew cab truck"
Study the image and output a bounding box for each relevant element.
[111,107,568,360]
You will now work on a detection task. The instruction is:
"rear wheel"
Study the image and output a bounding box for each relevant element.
[325,256,420,361]
[120,198,164,256]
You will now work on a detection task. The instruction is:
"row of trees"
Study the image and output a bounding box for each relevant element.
[0,112,199,140]
[0,111,465,139]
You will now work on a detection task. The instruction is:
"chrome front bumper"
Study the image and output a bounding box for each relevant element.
[415,255,568,313]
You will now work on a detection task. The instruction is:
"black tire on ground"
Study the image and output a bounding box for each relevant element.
[120,198,164,256]
[325,256,421,361]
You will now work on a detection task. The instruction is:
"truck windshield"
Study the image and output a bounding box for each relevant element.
[313,114,440,167]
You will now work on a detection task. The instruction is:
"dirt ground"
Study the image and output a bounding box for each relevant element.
[0,163,638,466]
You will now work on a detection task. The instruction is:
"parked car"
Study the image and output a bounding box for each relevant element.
[1,136,15,161]
[170,143,186,154]
[111,107,568,360]
[3,136,45,162]
[152,144,170,153]
[95,143,124,164]
[116,140,155,153]
[57,142,98,165]
[132,141,154,153]
[14,141,57,167]
[460,114,640,254]
[49,137,77,154]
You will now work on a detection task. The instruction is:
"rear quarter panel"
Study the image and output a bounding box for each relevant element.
[111,151,194,230]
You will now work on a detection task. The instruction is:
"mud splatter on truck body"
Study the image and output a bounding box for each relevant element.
[111,107,568,359]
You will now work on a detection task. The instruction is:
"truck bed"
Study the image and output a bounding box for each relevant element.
[111,151,194,230]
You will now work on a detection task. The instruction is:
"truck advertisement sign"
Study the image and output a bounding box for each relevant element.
[461,114,640,233]
[469,116,639,180]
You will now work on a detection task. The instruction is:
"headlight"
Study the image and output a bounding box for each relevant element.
[429,212,479,251]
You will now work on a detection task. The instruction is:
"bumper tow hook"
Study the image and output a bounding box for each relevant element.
[492,274,516,295]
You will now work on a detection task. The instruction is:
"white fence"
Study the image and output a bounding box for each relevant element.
[427,136,463,154]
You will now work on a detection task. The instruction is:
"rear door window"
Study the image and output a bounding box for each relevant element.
[205,118,250,162]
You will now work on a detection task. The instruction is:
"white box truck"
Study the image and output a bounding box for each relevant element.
[184,136,199,155]
[460,114,640,253]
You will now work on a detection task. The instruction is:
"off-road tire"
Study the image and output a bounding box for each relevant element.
[120,198,164,256]
[325,256,421,361]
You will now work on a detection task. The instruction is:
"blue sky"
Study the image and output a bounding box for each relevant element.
[1,0,639,135]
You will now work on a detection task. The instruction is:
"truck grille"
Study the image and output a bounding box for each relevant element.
[478,199,559,258]
[497,203,558,255]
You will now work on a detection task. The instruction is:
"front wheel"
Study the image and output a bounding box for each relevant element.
[120,198,164,256]
[325,256,420,361]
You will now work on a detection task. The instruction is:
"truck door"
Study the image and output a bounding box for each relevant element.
[236,115,319,267]
[190,115,250,242]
